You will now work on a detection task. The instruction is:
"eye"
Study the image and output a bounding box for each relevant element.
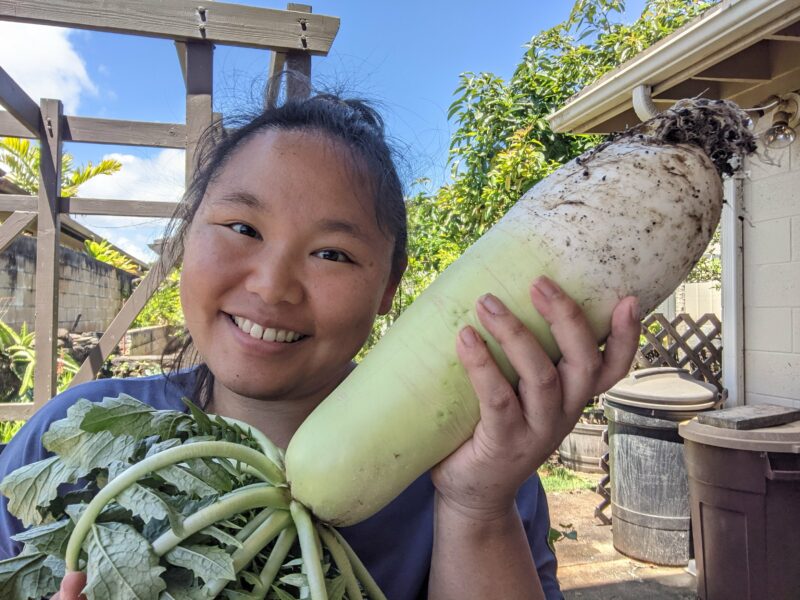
[228,223,259,239]
[314,249,352,263]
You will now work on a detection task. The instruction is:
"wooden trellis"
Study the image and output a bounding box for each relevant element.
[635,312,723,389]
[0,0,340,420]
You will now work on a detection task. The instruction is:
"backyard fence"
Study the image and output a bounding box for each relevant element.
[0,0,340,420]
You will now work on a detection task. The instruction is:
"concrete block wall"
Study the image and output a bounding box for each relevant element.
[741,131,800,408]
[0,236,136,333]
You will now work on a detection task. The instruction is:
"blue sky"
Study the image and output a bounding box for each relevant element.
[1,0,646,261]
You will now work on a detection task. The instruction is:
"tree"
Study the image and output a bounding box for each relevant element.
[0,137,122,197]
[361,0,720,355]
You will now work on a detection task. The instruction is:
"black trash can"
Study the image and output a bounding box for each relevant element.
[680,407,800,599]
[604,367,720,566]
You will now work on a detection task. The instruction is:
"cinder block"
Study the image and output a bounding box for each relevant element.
[745,307,792,352]
[746,147,792,180]
[744,262,800,307]
[745,392,800,409]
[744,218,791,265]
[745,350,800,400]
[744,170,800,223]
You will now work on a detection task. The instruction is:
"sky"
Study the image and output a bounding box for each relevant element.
[0,0,646,262]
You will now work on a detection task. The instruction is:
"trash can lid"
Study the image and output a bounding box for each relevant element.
[679,411,800,453]
[603,367,719,412]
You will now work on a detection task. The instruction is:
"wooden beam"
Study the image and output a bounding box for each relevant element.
[33,99,63,407]
[265,51,288,108]
[0,65,40,134]
[62,197,179,218]
[654,79,722,102]
[0,195,36,212]
[766,21,800,41]
[64,116,187,148]
[0,403,37,421]
[0,211,35,253]
[70,251,177,387]
[284,4,312,101]
[693,41,772,83]
[183,42,214,183]
[0,109,34,138]
[0,0,340,54]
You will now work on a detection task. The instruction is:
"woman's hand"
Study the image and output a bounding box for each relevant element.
[431,276,640,520]
[52,571,86,600]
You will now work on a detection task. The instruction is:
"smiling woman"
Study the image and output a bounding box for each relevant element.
[0,93,600,600]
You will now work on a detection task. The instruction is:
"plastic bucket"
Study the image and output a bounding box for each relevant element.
[604,367,720,566]
[680,410,800,599]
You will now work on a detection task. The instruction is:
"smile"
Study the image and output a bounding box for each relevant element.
[230,315,306,343]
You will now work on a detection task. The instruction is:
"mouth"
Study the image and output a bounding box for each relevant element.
[227,313,308,344]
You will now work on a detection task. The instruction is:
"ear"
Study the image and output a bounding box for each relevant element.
[378,257,407,315]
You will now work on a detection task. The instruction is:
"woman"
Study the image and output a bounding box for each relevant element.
[0,93,640,599]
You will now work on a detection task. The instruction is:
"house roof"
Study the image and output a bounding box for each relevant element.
[0,169,148,271]
[547,0,800,133]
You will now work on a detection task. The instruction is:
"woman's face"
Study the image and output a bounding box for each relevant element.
[181,129,400,403]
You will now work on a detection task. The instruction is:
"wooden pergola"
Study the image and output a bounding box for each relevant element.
[0,0,340,420]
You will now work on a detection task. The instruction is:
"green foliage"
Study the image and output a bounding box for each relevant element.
[685,226,721,286]
[84,240,140,275]
[0,137,121,197]
[359,0,718,356]
[133,270,184,328]
[0,421,24,444]
[0,321,79,402]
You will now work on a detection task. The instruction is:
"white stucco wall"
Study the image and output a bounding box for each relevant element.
[741,132,800,408]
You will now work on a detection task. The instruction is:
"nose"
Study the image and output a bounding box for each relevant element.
[244,250,305,306]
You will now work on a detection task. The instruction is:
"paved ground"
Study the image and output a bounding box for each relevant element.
[548,486,697,600]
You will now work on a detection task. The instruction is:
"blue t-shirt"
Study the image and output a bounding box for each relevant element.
[0,373,563,599]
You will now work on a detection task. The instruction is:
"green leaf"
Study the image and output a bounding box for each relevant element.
[184,458,235,493]
[165,544,236,583]
[85,522,166,600]
[42,400,140,472]
[0,551,60,599]
[11,518,73,557]
[271,586,299,600]
[279,573,307,588]
[0,456,79,526]
[114,478,185,533]
[196,526,243,550]
[81,395,192,440]
[156,465,219,499]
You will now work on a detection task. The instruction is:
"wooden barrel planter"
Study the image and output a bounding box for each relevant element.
[558,420,607,473]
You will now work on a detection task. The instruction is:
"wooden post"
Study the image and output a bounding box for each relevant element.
[183,41,214,183]
[33,99,63,406]
[285,3,312,100]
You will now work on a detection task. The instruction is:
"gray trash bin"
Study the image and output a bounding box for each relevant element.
[603,367,721,566]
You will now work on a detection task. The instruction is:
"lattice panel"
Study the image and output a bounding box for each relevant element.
[635,312,722,389]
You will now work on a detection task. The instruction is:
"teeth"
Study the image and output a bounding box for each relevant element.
[231,315,302,343]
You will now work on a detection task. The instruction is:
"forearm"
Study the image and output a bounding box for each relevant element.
[428,493,545,600]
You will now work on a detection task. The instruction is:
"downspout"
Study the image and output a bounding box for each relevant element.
[721,175,745,406]
[632,84,659,121]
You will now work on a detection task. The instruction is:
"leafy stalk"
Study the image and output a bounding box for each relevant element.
[328,527,388,600]
[66,441,286,571]
[290,501,328,600]
[151,484,289,556]
[317,525,362,600]
[256,527,297,596]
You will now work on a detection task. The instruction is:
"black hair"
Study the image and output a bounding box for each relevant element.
[161,93,408,407]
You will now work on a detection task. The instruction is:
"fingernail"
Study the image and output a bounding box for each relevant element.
[630,298,641,321]
[460,326,480,346]
[479,293,506,315]
[533,276,560,299]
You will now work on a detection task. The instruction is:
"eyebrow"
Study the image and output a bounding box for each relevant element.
[212,191,264,209]
[316,218,372,244]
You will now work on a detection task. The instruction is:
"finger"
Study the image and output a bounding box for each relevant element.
[456,325,524,440]
[474,293,563,426]
[530,277,602,418]
[59,571,87,600]
[594,296,640,394]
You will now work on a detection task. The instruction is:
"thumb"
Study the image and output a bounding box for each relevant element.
[59,571,87,600]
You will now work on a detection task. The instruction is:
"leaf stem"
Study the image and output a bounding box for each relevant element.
[205,510,293,597]
[328,527,388,600]
[255,526,297,598]
[213,415,285,469]
[151,484,288,556]
[317,524,362,599]
[66,441,286,571]
[235,506,276,542]
[290,501,328,600]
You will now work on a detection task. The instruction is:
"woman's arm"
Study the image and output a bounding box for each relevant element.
[428,277,640,598]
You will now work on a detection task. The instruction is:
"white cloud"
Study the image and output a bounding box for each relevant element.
[0,22,96,113]
[73,149,186,262]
